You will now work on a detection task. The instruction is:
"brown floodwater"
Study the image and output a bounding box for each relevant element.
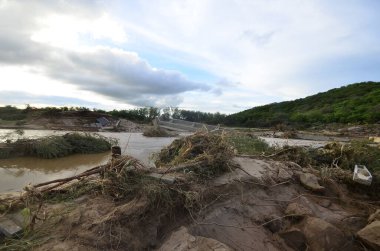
[0,152,110,192]
[0,129,185,192]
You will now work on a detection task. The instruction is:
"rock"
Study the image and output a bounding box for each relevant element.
[0,217,22,237]
[318,199,331,208]
[158,226,233,251]
[7,211,27,228]
[341,216,367,234]
[357,220,380,250]
[277,168,293,182]
[265,216,284,233]
[285,202,313,217]
[299,173,325,193]
[279,227,306,251]
[147,173,176,184]
[368,209,380,224]
[302,217,346,251]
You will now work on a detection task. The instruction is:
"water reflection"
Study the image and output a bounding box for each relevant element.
[0,152,110,192]
[0,152,110,172]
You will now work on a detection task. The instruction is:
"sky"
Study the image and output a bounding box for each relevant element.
[0,0,379,114]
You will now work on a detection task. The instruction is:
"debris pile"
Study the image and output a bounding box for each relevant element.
[1,132,380,250]
[155,132,234,177]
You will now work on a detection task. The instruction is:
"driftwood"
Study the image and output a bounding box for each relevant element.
[237,148,295,159]
[33,164,107,189]
[31,158,204,193]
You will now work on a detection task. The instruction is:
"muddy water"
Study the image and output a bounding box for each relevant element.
[0,152,110,192]
[0,129,328,192]
[0,129,184,192]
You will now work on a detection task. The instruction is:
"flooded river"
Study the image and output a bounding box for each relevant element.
[0,129,183,192]
[0,129,330,192]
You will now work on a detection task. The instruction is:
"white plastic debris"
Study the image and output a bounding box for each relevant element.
[353,165,372,186]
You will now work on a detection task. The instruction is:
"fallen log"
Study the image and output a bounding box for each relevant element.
[31,158,205,193]
[32,164,107,189]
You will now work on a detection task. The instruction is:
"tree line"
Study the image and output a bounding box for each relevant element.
[1,81,379,128]
[224,81,380,127]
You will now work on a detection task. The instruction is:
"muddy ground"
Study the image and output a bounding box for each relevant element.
[4,156,376,251]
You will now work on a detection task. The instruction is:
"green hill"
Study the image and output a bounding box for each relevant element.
[225,81,380,127]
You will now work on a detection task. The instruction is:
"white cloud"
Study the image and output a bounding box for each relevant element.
[31,13,127,50]
[0,0,211,109]
[0,0,379,113]
[113,0,379,99]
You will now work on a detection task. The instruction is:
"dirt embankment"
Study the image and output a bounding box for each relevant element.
[1,132,379,250]
[0,158,376,250]
[0,113,145,132]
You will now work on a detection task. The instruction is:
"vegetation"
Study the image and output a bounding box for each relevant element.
[109,107,160,122]
[0,106,26,121]
[227,132,270,155]
[143,126,173,137]
[155,132,234,178]
[226,131,380,172]
[0,143,230,250]
[109,107,226,125]
[0,105,226,125]
[1,82,379,128]
[225,82,380,127]
[0,133,115,159]
[1,131,379,250]
[169,109,226,125]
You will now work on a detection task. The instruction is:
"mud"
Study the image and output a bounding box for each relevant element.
[17,156,377,251]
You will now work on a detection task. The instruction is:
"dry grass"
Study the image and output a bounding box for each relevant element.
[154,131,234,177]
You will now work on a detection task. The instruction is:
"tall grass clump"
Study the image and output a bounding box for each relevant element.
[155,132,234,177]
[1,133,114,159]
[143,127,172,137]
[23,136,73,159]
[227,132,271,155]
[63,133,114,154]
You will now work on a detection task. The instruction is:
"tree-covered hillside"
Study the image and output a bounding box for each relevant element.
[225,82,380,127]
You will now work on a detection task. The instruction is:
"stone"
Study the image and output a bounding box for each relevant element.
[299,173,325,193]
[318,199,331,208]
[368,209,380,224]
[302,217,346,251]
[279,227,306,251]
[357,220,380,250]
[285,202,313,217]
[277,168,292,182]
[7,211,27,228]
[158,226,233,251]
[147,173,176,184]
[341,216,367,234]
[265,216,284,233]
[0,217,22,237]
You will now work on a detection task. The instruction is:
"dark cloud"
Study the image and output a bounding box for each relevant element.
[0,0,211,107]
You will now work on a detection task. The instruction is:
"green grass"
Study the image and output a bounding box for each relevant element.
[227,133,271,155]
[1,133,115,159]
